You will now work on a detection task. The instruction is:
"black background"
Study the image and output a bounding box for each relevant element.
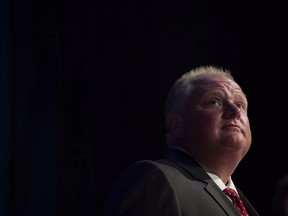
[7,0,288,216]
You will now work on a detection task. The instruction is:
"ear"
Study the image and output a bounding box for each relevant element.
[166,111,183,137]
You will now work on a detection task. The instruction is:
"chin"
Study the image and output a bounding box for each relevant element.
[222,136,245,151]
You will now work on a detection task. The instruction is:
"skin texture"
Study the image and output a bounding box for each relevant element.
[167,74,252,184]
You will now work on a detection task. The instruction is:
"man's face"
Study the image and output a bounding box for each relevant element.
[182,75,252,158]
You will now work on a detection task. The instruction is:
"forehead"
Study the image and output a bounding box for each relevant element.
[191,75,245,97]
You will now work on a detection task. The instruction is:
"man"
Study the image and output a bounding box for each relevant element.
[104,65,259,216]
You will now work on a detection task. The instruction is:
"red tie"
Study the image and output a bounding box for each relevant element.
[223,188,249,216]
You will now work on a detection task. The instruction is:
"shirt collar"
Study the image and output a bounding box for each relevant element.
[168,146,239,194]
[206,171,238,194]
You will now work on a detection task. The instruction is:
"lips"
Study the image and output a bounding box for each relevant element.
[222,124,241,131]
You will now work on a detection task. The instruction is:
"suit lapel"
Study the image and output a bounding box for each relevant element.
[163,147,259,216]
[205,181,242,216]
[237,188,259,216]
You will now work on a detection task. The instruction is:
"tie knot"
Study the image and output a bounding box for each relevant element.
[223,188,239,199]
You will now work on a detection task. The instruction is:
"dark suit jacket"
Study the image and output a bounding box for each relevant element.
[104,147,259,216]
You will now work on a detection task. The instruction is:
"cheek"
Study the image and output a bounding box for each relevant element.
[197,113,219,128]
[239,117,252,152]
[185,113,218,134]
[246,125,252,144]
[243,117,252,138]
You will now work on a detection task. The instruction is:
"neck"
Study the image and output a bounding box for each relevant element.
[194,153,241,184]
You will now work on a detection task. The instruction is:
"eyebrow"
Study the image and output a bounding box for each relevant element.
[202,88,248,103]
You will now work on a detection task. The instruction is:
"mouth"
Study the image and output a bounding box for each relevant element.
[222,125,241,131]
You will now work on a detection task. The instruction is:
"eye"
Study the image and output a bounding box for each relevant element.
[236,103,243,108]
[206,98,222,107]
[236,102,247,111]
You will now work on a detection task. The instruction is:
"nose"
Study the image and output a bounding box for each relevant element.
[223,103,241,119]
